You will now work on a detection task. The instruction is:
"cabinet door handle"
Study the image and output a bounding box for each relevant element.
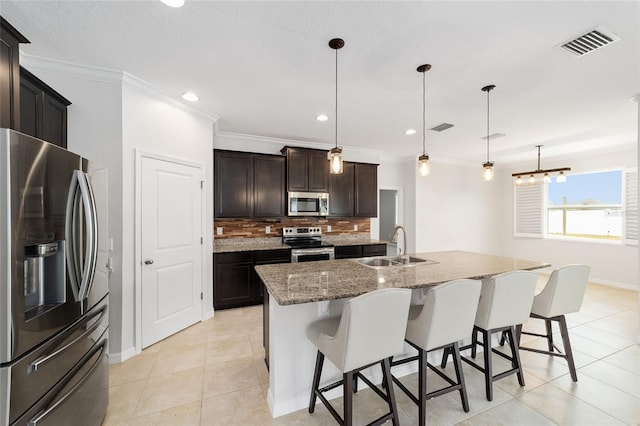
[144,259,154,265]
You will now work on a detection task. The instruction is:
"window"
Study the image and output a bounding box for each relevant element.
[514,168,637,244]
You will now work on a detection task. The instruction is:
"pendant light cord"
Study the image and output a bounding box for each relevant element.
[335,47,338,149]
[422,70,426,155]
[486,88,490,163]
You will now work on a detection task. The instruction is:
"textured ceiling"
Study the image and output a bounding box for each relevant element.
[2,1,639,164]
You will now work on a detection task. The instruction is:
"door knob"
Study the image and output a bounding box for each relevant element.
[144,259,154,265]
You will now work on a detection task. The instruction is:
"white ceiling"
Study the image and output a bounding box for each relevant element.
[2,1,639,165]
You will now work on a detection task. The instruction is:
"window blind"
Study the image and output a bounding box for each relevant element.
[514,183,543,237]
[624,168,638,244]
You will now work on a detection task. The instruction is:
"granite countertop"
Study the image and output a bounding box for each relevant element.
[254,250,551,306]
[213,237,289,253]
[213,236,388,253]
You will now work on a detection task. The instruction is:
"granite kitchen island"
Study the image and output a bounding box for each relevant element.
[255,250,550,418]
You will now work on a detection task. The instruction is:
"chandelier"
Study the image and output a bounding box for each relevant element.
[512,145,570,185]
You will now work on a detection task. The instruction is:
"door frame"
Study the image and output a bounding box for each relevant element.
[377,185,404,251]
[134,149,206,354]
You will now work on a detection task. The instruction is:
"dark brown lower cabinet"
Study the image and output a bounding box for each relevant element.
[213,251,255,309]
[213,248,290,310]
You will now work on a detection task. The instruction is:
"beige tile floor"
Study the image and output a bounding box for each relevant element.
[103,280,639,425]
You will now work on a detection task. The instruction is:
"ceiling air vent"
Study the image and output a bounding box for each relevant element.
[560,27,621,57]
[430,123,454,132]
[482,133,505,141]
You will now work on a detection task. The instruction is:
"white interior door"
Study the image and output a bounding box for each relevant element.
[141,156,203,348]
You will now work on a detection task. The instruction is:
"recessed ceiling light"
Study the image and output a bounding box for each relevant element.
[160,0,185,7]
[405,129,416,135]
[316,114,329,122]
[182,92,199,102]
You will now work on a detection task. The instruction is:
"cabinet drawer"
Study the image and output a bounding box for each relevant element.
[215,251,254,264]
[255,249,291,263]
[335,245,363,259]
[362,244,387,257]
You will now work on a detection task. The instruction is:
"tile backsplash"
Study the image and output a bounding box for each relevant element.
[213,218,370,239]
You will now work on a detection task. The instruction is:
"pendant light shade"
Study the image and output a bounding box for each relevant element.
[328,146,343,174]
[418,154,430,176]
[417,64,431,176]
[328,38,344,174]
[481,84,496,181]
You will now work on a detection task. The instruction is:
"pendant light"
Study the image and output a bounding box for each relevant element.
[512,145,571,185]
[481,84,496,181]
[417,64,431,176]
[328,38,344,174]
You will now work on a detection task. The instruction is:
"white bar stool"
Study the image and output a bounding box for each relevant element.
[516,264,590,382]
[306,288,411,426]
[391,279,481,426]
[443,270,537,401]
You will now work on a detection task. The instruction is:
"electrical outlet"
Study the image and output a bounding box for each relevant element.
[354,224,358,231]
[216,227,223,236]
[266,226,271,234]
[327,225,332,232]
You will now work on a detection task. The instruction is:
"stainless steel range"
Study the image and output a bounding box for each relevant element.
[282,227,335,262]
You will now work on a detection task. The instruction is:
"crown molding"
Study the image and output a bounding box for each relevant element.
[20,53,122,84]
[121,72,219,122]
[215,131,385,156]
[19,53,219,123]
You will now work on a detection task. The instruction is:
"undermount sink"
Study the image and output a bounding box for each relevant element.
[355,255,435,268]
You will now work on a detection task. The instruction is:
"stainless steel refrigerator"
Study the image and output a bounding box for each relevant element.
[0,129,109,426]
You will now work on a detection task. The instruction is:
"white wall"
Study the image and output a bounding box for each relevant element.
[122,76,216,356]
[21,57,128,354]
[499,146,638,288]
[414,160,502,254]
[22,57,217,361]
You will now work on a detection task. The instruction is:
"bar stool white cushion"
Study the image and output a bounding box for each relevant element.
[474,270,538,330]
[406,279,481,351]
[531,264,590,318]
[306,287,411,373]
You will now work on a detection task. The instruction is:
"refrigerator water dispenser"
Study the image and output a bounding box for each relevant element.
[23,241,66,320]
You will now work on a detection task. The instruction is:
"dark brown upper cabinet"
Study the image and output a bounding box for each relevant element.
[214,149,285,218]
[354,162,378,217]
[1,17,29,130]
[329,161,378,218]
[329,161,355,217]
[253,154,285,218]
[281,146,329,192]
[19,67,71,148]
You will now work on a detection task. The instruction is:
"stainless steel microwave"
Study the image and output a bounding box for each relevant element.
[287,192,329,216]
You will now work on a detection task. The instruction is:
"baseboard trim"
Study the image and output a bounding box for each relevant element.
[108,346,138,364]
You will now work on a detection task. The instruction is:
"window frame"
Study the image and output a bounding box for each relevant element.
[513,167,637,246]
[543,168,625,244]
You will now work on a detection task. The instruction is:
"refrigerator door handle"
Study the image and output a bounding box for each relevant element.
[65,170,98,303]
[28,304,107,373]
[65,171,82,302]
[26,338,107,426]
[77,171,98,301]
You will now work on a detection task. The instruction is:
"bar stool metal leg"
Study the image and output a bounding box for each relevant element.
[309,351,324,413]
[545,319,554,352]
[558,315,578,381]
[506,326,525,386]
[481,329,493,401]
[343,371,354,426]
[451,342,470,412]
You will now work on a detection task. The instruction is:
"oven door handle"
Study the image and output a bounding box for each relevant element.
[291,248,334,256]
